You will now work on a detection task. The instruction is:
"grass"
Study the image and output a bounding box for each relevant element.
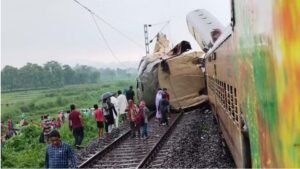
[1,80,135,122]
[1,80,136,168]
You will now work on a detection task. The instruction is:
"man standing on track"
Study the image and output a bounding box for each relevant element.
[94,104,104,138]
[126,86,135,102]
[117,90,128,123]
[126,99,138,138]
[68,104,84,149]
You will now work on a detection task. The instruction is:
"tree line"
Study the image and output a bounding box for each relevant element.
[1,61,137,91]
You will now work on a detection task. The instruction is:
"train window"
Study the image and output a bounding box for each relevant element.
[217,81,240,127]
[214,64,217,76]
[234,88,237,97]
[230,85,234,119]
[227,84,230,114]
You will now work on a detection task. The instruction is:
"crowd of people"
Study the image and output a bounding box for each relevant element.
[46,85,171,168]
[1,112,28,140]
[2,85,172,168]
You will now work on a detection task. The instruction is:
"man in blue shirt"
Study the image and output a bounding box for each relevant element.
[45,130,76,168]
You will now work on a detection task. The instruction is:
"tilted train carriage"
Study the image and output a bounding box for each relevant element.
[136,33,207,110]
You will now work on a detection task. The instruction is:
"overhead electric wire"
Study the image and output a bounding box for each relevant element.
[90,14,125,67]
[73,0,144,50]
[92,14,145,49]
[73,0,95,14]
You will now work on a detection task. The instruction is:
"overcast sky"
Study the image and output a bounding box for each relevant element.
[1,0,230,69]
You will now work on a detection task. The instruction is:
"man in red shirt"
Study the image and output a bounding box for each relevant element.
[163,88,170,101]
[163,88,171,119]
[94,104,104,138]
[68,104,84,149]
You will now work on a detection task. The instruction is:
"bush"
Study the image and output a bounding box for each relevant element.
[56,96,65,106]
[20,105,30,112]
[29,102,35,109]
[102,84,110,88]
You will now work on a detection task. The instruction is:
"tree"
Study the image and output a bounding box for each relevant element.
[44,61,63,88]
[74,65,96,84]
[1,66,19,90]
[100,68,116,81]
[90,71,101,83]
[62,65,76,85]
[18,63,45,89]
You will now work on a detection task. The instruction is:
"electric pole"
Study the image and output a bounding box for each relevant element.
[144,24,151,56]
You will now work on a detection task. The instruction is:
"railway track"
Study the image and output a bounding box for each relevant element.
[78,112,183,168]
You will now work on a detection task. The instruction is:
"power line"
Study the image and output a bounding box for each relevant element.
[73,0,144,50]
[90,14,125,67]
[92,14,145,49]
[73,0,95,14]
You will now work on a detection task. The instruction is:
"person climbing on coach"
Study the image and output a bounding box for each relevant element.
[68,104,84,149]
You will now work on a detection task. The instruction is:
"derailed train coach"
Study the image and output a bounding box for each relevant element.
[136,33,207,110]
[187,1,300,168]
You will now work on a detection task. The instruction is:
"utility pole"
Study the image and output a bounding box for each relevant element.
[144,24,151,56]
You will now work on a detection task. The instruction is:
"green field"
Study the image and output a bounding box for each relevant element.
[1,80,135,168]
[1,80,135,122]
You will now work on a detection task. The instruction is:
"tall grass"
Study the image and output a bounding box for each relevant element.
[1,80,134,122]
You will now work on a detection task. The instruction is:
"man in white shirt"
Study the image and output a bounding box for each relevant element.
[117,90,128,123]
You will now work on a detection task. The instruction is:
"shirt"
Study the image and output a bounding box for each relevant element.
[102,102,110,116]
[117,94,128,115]
[159,99,170,113]
[142,107,150,123]
[164,91,170,101]
[110,97,119,118]
[126,90,135,101]
[94,108,104,122]
[68,110,82,128]
[7,120,13,130]
[127,104,138,122]
[45,142,76,168]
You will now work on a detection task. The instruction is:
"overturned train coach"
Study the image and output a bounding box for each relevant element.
[136,33,207,110]
[187,1,300,168]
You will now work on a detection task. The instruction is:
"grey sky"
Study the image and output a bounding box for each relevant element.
[1,0,230,69]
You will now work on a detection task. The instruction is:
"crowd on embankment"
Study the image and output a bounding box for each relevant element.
[1,85,172,168]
